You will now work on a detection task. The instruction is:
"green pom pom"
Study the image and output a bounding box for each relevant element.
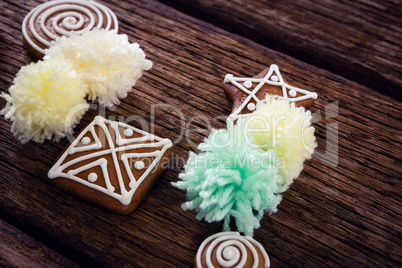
[173,119,287,236]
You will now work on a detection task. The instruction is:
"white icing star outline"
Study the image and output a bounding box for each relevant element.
[224,64,318,120]
[48,116,172,205]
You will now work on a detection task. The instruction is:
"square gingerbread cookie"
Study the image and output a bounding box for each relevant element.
[48,116,173,214]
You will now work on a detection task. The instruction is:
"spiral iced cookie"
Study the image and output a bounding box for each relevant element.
[22,0,118,58]
[195,232,270,268]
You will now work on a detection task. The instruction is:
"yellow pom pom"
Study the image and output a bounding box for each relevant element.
[237,97,317,185]
[45,29,153,107]
[1,56,89,143]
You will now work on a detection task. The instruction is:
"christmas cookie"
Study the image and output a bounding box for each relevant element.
[48,116,173,214]
[195,232,270,268]
[222,64,318,119]
[22,0,118,58]
[173,65,317,236]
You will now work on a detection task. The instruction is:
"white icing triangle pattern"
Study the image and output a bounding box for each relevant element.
[48,116,173,205]
[224,64,318,120]
[69,126,102,154]
[67,158,115,194]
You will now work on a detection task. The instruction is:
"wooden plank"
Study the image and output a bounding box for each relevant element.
[159,0,402,100]
[0,218,79,268]
[0,0,401,267]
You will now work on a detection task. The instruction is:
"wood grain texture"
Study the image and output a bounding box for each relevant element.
[0,218,79,268]
[160,0,402,101]
[0,0,401,267]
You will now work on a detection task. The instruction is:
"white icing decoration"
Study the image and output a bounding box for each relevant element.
[69,126,102,154]
[87,172,98,182]
[244,80,252,88]
[247,102,256,111]
[196,232,270,268]
[124,128,134,137]
[81,137,91,145]
[48,116,173,206]
[224,64,318,120]
[63,16,77,28]
[22,0,119,55]
[289,89,297,97]
[223,246,236,259]
[134,161,145,170]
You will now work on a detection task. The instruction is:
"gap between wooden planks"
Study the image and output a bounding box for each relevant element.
[159,0,402,101]
[0,218,80,267]
[0,0,401,267]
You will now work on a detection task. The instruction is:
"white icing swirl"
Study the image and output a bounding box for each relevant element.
[22,0,118,55]
[196,232,270,268]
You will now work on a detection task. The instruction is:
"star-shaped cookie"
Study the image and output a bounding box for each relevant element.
[222,64,318,119]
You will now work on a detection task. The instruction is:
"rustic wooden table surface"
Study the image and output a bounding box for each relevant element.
[0,0,401,267]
